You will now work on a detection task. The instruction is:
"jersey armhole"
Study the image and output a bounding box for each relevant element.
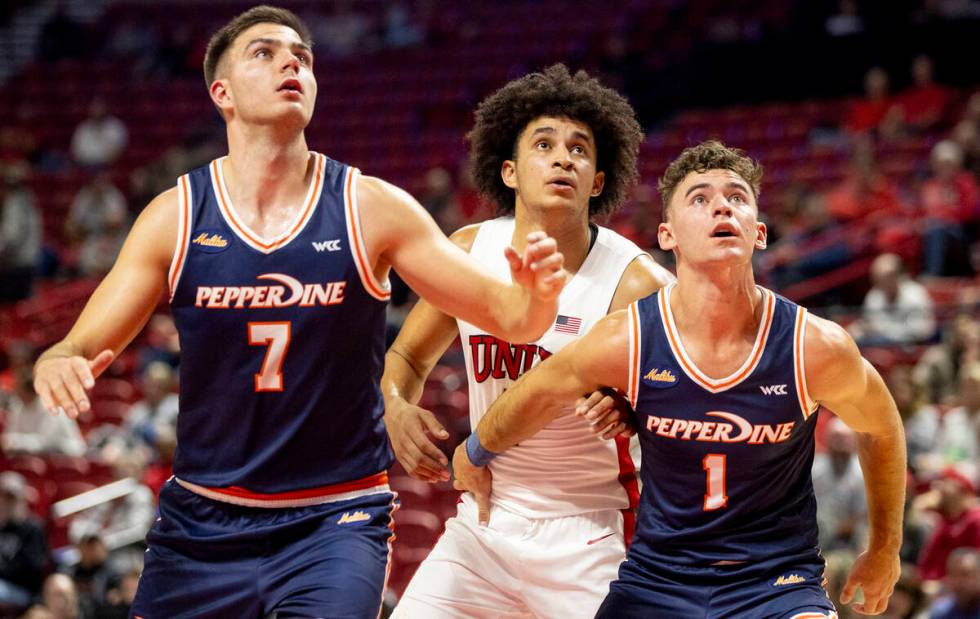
[794,307,819,420]
[344,167,391,302]
[167,174,192,302]
[626,301,642,409]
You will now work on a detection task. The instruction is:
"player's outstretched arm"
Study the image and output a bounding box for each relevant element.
[357,175,565,343]
[33,189,178,419]
[452,310,631,524]
[806,315,906,616]
[382,226,480,483]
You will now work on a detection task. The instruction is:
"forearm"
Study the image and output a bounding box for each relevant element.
[382,349,429,406]
[855,426,906,553]
[490,284,558,343]
[37,339,84,364]
[476,379,565,453]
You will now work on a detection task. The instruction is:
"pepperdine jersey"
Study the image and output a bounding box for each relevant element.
[457,216,645,519]
[167,153,393,503]
[624,283,822,567]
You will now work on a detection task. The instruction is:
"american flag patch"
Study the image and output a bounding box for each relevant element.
[554,314,582,334]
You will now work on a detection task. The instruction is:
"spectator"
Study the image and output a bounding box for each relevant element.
[0,165,41,303]
[0,472,47,613]
[888,364,940,473]
[124,362,178,462]
[66,174,127,243]
[825,0,864,37]
[419,166,459,233]
[916,314,980,405]
[61,534,116,612]
[917,467,980,582]
[93,570,139,619]
[850,253,936,346]
[920,140,980,276]
[935,362,980,470]
[929,548,980,619]
[68,454,156,558]
[845,67,902,136]
[70,100,128,169]
[881,565,927,619]
[897,54,951,132]
[136,314,180,373]
[825,140,904,223]
[812,417,867,553]
[382,1,423,48]
[2,367,86,457]
[39,574,83,619]
[950,119,980,180]
[764,190,853,290]
[75,206,127,277]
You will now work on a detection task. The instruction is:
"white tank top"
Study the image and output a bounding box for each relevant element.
[457,216,644,518]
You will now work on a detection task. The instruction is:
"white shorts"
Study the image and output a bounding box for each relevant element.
[392,495,627,619]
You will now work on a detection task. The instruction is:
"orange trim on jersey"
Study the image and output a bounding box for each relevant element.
[168,175,191,299]
[343,168,390,300]
[377,493,398,619]
[794,308,817,420]
[201,471,388,502]
[627,302,641,408]
[211,153,324,252]
[660,285,775,393]
[614,434,639,547]
[789,614,836,619]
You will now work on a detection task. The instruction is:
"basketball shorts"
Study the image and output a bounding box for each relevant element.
[596,553,837,619]
[131,479,396,619]
[392,494,627,619]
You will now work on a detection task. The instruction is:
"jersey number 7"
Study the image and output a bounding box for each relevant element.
[248,322,291,392]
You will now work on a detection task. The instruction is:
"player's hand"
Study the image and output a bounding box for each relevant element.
[33,350,114,419]
[452,441,493,526]
[576,388,636,440]
[384,396,450,483]
[840,548,899,615]
[504,231,566,303]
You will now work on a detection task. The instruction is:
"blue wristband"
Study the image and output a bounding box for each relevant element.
[465,432,498,467]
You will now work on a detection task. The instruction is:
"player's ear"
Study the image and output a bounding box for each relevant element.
[210,78,233,116]
[658,222,676,251]
[501,159,517,190]
[754,221,767,250]
[590,171,605,197]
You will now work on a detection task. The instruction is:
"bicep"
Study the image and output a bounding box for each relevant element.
[63,192,177,358]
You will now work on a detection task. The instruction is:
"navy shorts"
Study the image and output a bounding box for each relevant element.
[131,480,396,619]
[596,554,837,619]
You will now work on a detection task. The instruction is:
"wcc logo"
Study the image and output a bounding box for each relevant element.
[312,239,342,252]
[643,367,678,389]
[759,384,788,395]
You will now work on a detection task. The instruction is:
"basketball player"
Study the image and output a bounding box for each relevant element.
[454,141,907,617]
[384,65,673,618]
[31,7,567,618]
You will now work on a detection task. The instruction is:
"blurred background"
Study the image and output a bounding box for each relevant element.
[1,1,979,618]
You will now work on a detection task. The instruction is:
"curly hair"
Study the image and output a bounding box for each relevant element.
[467,64,644,217]
[658,140,763,220]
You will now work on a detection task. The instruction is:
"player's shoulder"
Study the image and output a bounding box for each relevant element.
[610,254,674,311]
[448,223,482,252]
[357,174,416,208]
[803,311,864,390]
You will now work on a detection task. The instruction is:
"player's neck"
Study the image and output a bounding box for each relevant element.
[512,202,592,274]
[671,263,762,344]
[224,124,311,211]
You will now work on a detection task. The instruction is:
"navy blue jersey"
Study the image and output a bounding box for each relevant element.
[167,153,392,497]
[624,284,821,567]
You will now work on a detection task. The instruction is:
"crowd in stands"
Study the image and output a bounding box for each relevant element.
[1,1,979,618]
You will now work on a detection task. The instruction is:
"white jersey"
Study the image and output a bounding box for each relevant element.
[457,216,644,518]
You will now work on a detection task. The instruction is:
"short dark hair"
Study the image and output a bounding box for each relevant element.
[203,5,313,87]
[467,64,644,218]
[658,140,763,220]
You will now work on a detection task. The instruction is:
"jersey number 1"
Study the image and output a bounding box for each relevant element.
[703,453,728,511]
[248,322,291,392]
